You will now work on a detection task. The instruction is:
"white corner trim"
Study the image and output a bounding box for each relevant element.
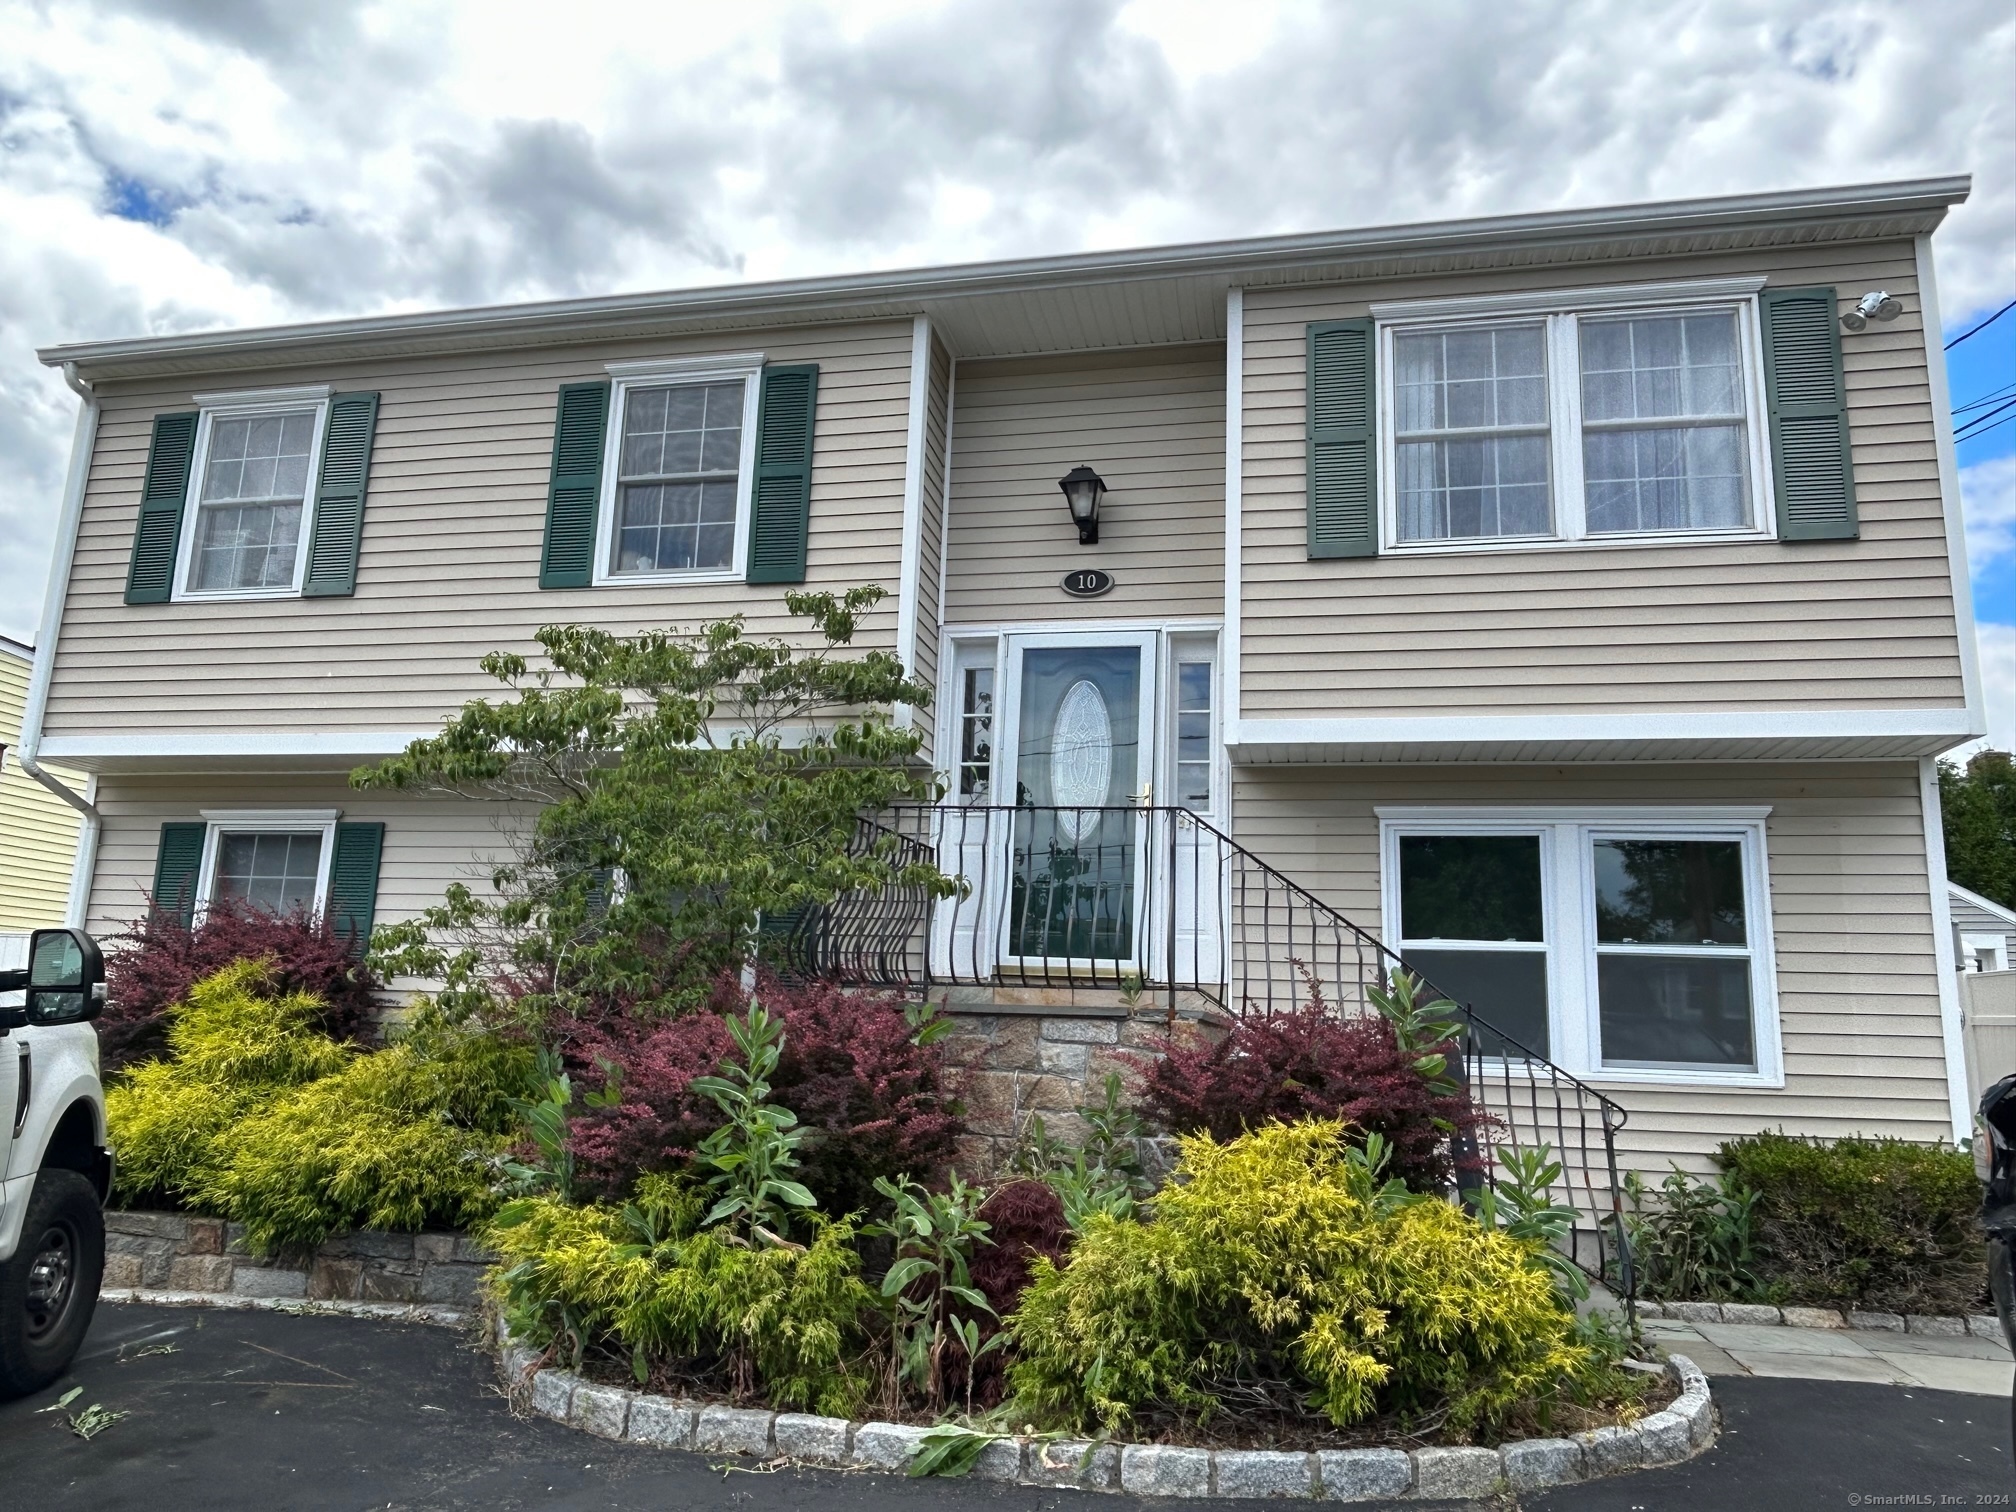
[1920,756,1974,1142]
[1368,274,1768,322]
[1951,880,2016,929]
[200,808,343,825]
[602,351,764,380]
[1224,287,1244,780]
[1374,803,1772,822]
[893,314,933,725]
[1230,707,1979,747]
[21,376,98,771]
[189,383,333,409]
[933,355,957,694]
[1915,234,1987,735]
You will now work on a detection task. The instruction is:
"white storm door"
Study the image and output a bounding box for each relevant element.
[997,631,1157,971]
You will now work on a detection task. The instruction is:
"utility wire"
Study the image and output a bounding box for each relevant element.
[1946,297,2016,350]
[1956,413,2014,445]
[1955,381,2016,414]
[1954,396,2016,444]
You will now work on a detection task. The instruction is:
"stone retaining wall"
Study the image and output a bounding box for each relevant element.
[939,988,1223,1172]
[104,1210,492,1308]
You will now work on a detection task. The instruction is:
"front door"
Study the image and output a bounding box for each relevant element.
[998,633,1156,973]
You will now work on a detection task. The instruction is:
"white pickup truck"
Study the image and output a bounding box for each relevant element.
[0,928,111,1398]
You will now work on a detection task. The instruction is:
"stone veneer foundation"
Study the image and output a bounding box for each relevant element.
[936,985,1224,1172]
[104,1209,493,1307]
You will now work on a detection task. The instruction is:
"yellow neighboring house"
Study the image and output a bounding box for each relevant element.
[0,635,87,930]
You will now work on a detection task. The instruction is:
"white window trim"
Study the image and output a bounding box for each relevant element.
[172,386,335,602]
[1376,804,1783,1088]
[1164,632,1223,819]
[193,807,341,918]
[592,353,765,587]
[1374,278,1777,556]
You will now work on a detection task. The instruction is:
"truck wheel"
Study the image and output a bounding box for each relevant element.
[0,1170,105,1399]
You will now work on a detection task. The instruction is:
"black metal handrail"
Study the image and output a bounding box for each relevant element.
[771,802,1632,1293]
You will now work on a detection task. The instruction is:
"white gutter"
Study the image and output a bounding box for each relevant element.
[19,362,102,928]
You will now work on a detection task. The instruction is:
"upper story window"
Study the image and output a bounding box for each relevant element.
[174,387,331,600]
[597,356,762,585]
[1373,277,1774,554]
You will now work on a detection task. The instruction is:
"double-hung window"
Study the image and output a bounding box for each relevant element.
[175,388,331,599]
[1380,806,1780,1086]
[596,356,762,584]
[1375,278,1774,552]
[194,809,340,918]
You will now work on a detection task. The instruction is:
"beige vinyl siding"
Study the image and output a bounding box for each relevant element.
[84,773,530,956]
[943,344,1225,629]
[910,334,953,761]
[1231,760,1955,1175]
[45,321,916,737]
[1240,240,1965,719]
[0,647,86,929]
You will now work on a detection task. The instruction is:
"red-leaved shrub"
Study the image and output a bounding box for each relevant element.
[1135,1002,1483,1192]
[101,899,383,1072]
[948,1178,1071,1409]
[563,974,964,1210]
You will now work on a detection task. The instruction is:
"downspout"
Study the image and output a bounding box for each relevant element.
[19,362,102,929]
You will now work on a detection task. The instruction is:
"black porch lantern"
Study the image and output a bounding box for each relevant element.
[1058,465,1106,545]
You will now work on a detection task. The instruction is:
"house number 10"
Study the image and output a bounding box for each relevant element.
[1061,568,1115,597]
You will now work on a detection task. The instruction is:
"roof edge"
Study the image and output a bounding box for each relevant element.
[40,176,1970,372]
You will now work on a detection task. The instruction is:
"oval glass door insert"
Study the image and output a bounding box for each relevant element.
[1051,678,1113,839]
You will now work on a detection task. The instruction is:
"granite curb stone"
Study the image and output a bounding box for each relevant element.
[1212,1449,1315,1498]
[772,1413,851,1465]
[508,1335,1716,1495]
[693,1405,775,1456]
[1410,1446,1502,1500]
[1120,1444,1212,1497]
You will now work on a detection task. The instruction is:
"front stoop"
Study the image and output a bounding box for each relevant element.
[502,1314,1717,1498]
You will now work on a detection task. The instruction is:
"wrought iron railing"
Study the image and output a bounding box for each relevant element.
[768,803,1632,1293]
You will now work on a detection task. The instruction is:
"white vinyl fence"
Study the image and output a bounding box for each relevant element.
[1961,968,2016,1112]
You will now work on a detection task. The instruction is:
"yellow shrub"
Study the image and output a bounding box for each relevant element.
[1008,1119,1588,1435]
[107,958,351,1201]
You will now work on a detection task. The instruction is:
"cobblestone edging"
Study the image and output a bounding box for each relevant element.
[99,1286,471,1328]
[1637,1299,2005,1341]
[104,1210,493,1309]
[501,1327,1715,1499]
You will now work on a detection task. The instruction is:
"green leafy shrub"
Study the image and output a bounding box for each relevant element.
[1716,1132,1984,1315]
[106,959,352,1202]
[1006,1120,1590,1437]
[483,1175,878,1416]
[106,961,536,1250]
[1623,1166,1760,1303]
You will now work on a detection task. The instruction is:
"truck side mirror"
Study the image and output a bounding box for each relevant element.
[24,928,106,1027]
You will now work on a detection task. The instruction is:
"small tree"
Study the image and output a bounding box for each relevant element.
[356,587,952,1019]
[1940,749,2015,910]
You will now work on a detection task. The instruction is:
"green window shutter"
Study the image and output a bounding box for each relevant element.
[539,381,611,588]
[151,821,207,927]
[1761,286,1858,541]
[1307,320,1378,559]
[125,412,199,604]
[746,364,819,584]
[302,391,381,597]
[327,821,386,955]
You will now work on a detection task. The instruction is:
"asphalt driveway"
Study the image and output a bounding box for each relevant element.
[0,1302,2008,1510]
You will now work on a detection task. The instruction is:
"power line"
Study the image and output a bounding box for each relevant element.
[1955,381,2016,414]
[1946,297,2016,350]
[1954,396,2016,444]
[1956,413,2014,445]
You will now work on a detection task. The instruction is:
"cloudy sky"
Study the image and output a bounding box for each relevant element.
[2,0,2011,745]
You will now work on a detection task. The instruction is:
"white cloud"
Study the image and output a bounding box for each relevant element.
[1962,453,2016,580]
[1962,620,2016,759]
[0,0,2012,644]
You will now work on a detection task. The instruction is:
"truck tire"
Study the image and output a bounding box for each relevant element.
[0,1169,105,1399]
